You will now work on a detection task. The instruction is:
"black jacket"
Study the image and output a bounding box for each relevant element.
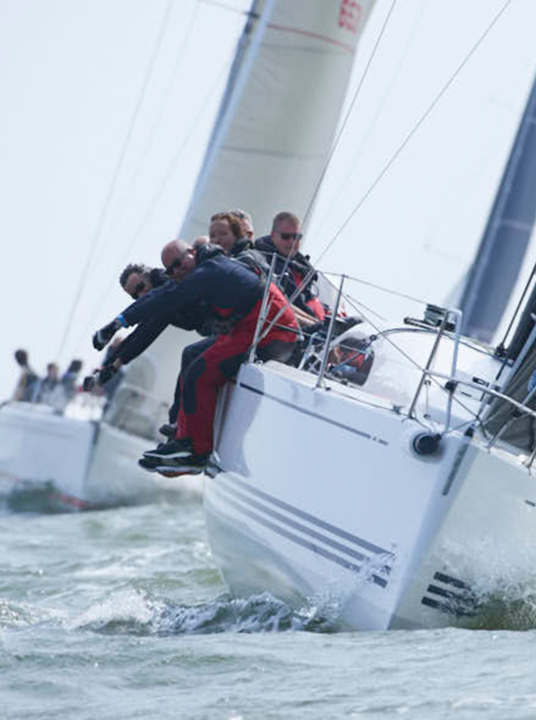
[107,245,226,366]
[254,235,319,316]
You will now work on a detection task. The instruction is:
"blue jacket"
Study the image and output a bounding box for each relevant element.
[107,245,223,366]
[118,250,264,332]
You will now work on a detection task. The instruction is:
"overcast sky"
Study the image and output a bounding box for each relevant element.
[2,0,536,401]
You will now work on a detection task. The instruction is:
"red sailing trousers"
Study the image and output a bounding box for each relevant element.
[176,284,297,455]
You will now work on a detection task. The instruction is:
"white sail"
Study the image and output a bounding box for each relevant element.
[180,0,376,240]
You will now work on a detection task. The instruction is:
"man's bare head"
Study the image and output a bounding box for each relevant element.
[271,211,302,257]
[161,239,196,281]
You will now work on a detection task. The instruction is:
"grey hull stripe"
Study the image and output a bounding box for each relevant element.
[218,478,369,563]
[238,381,390,446]
[223,473,390,556]
[426,584,475,607]
[211,484,388,588]
[433,571,469,589]
[421,596,476,618]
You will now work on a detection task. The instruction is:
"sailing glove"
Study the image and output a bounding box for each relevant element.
[82,374,96,392]
[92,319,119,351]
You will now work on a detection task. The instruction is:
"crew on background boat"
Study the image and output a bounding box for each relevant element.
[61,359,83,402]
[91,238,298,475]
[12,349,39,402]
[35,362,60,405]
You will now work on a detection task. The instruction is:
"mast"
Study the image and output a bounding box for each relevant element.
[459,73,536,343]
[179,0,376,240]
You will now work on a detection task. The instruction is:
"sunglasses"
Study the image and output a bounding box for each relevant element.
[279,232,303,241]
[131,281,146,300]
[165,257,182,276]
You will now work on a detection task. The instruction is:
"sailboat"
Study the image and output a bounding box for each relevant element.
[0,326,197,509]
[171,0,536,629]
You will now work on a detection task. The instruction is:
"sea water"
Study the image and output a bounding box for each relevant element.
[2,487,536,720]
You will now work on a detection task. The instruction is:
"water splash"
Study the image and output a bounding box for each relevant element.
[438,534,536,630]
[69,589,341,636]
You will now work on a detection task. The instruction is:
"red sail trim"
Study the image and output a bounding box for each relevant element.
[267,23,356,54]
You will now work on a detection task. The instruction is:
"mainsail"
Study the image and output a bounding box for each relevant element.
[180,0,376,239]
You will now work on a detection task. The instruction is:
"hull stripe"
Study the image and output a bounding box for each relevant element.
[221,474,390,556]
[433,571,470,590]
[217,479,370,563]
[211,483,388,588]
[238,381,389,446]
[421,596,477,617]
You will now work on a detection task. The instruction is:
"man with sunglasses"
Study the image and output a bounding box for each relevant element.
[92,238,298,475]
[90,253,221,432]
[255,211,327,322]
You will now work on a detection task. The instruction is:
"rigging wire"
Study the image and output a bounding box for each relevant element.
[498,263,536,350]
[310,0,428,243]
[106,0,201,237]
[55,0,175,362]
[337,286,481,424]
[199,0,254,16]
[312,0,514,268]
[70,63,233,355]
[491,261,536,382]
[251,0,516,375]
[276,0,399,297]
[302,0,399,231]
[330,272,434,309]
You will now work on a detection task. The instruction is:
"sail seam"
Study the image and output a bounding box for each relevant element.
[222,146,324,160]
[266,23,355,54]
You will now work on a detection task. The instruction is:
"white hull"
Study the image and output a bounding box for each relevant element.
[0,403,201,510]
[204,352,536,630]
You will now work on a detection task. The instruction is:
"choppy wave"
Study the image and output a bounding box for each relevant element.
[68,588,341,636]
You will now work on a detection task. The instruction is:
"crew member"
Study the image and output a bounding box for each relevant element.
[94,254,220,434]
[92,240,298,474]
[255,211,327,321]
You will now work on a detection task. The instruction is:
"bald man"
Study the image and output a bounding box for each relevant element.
[93,239,298,475]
